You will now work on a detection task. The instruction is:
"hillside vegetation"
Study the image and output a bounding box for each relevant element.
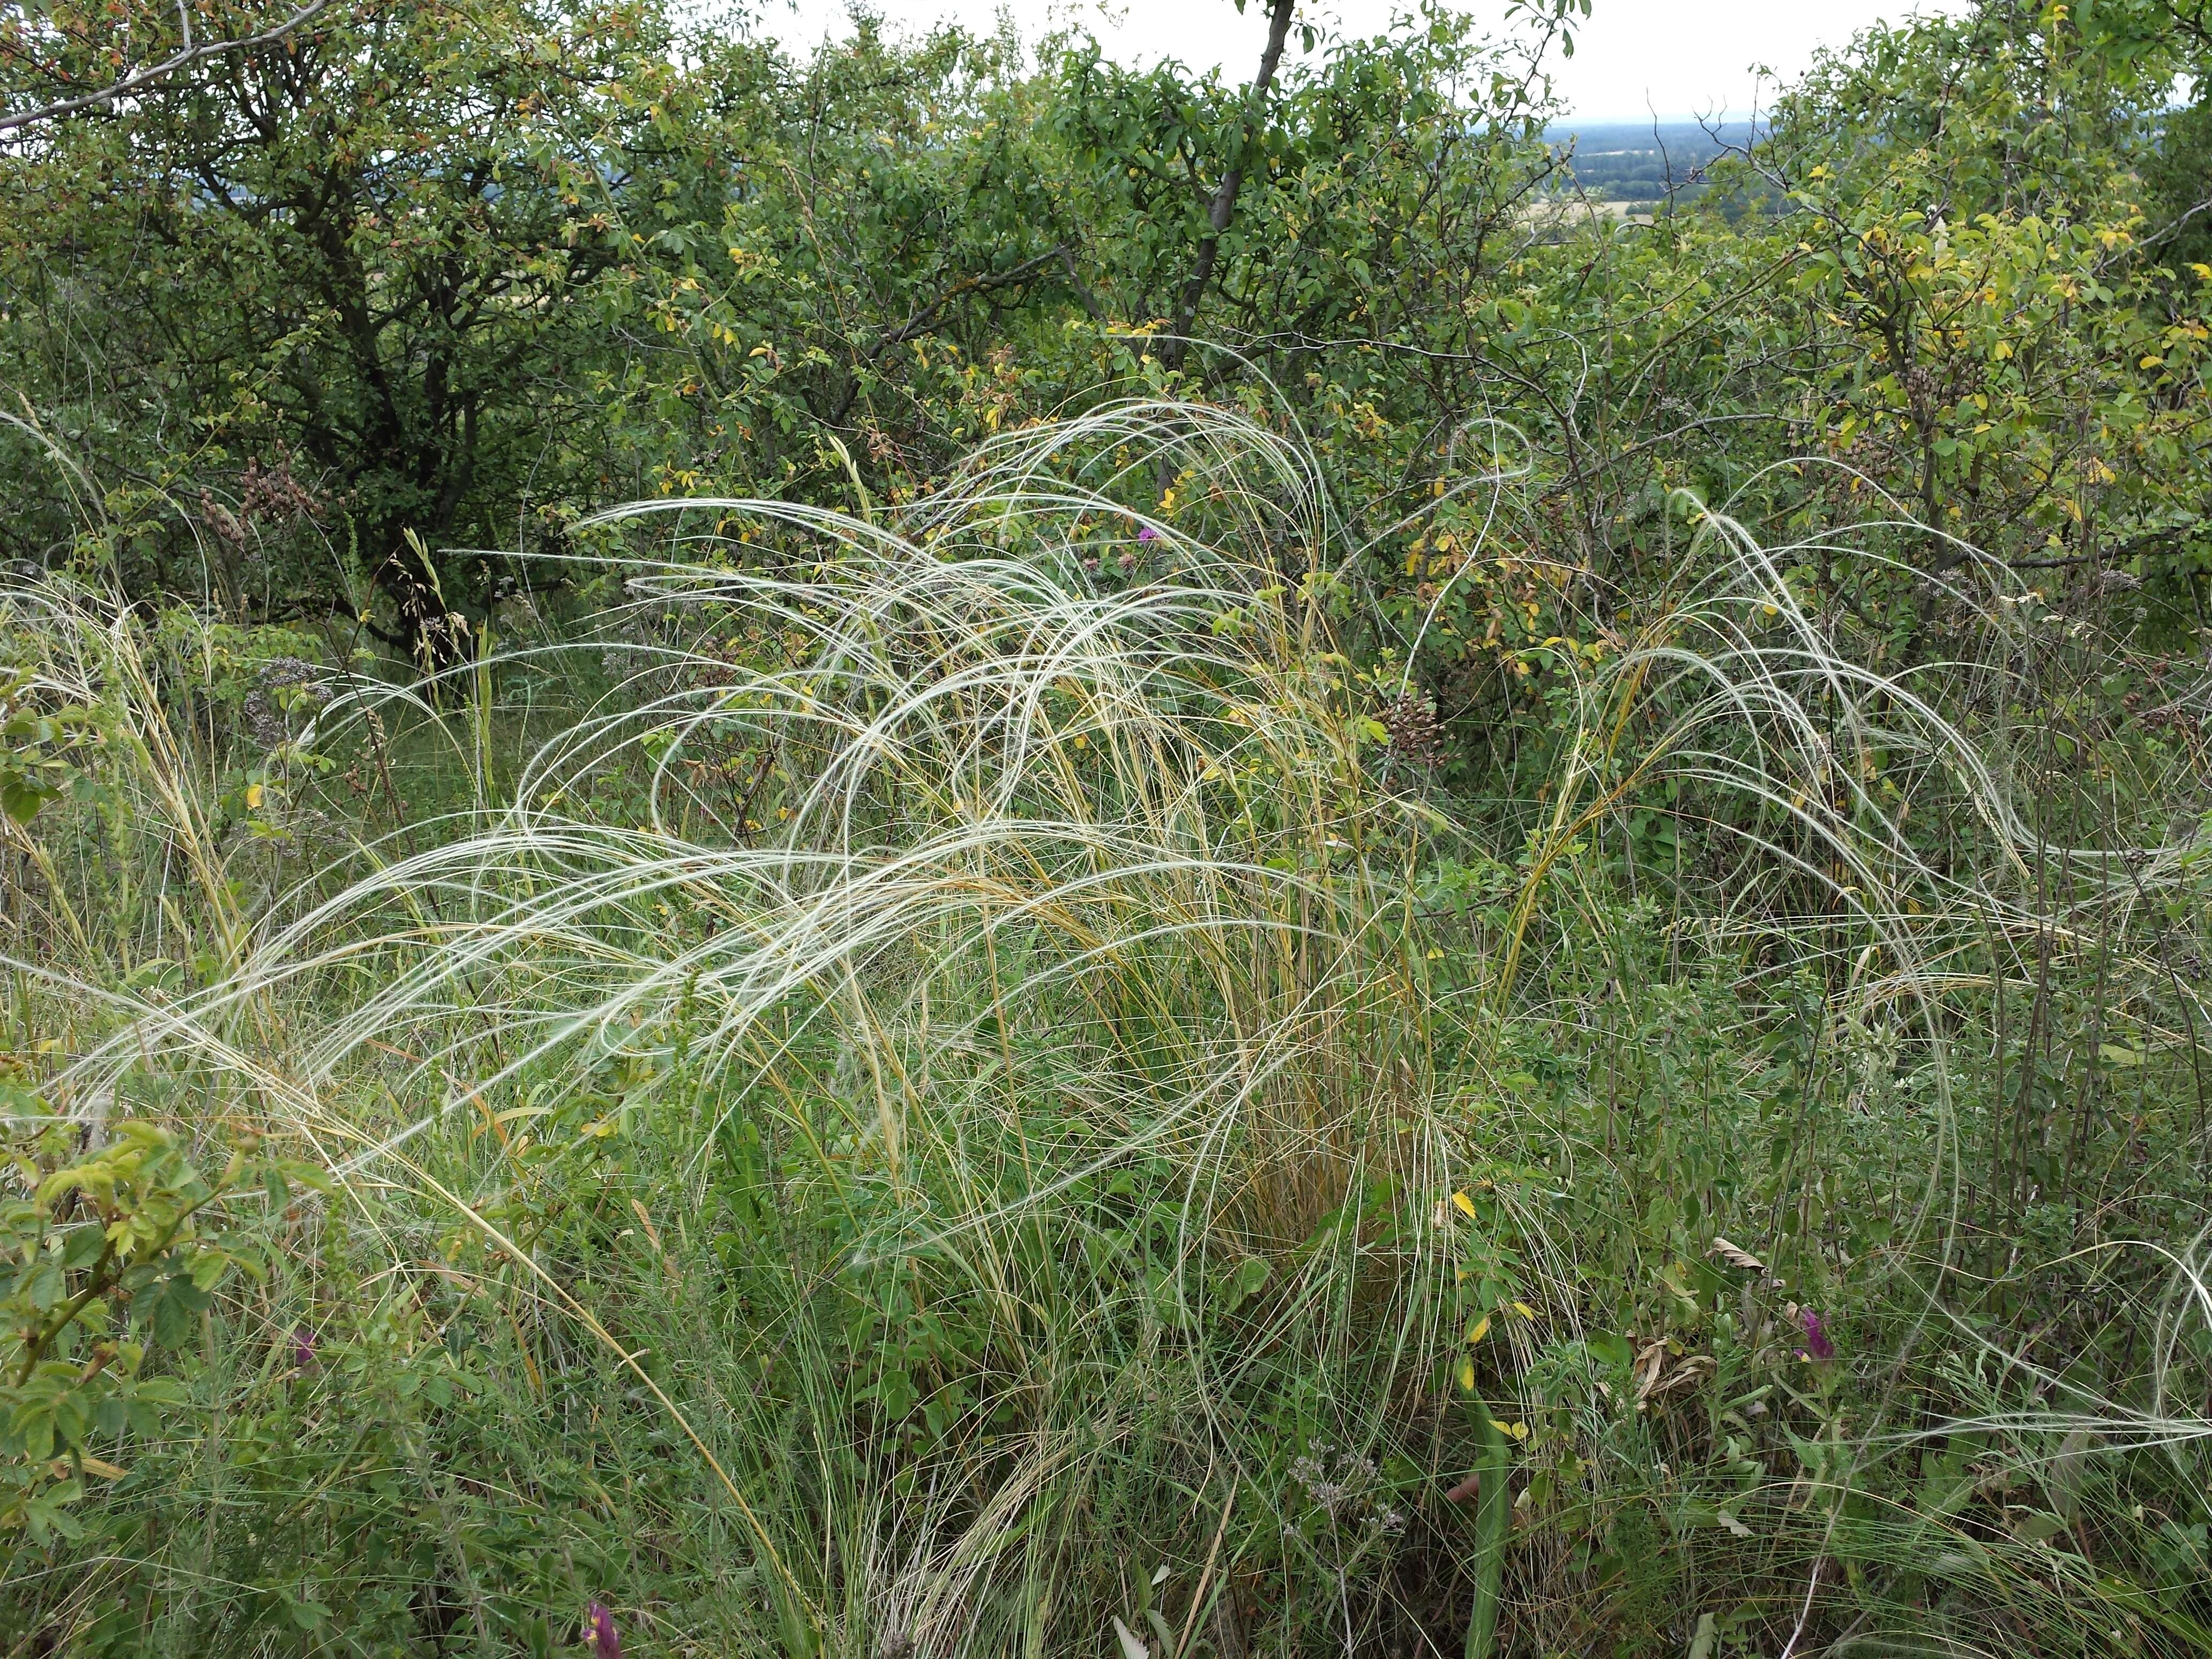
[3,1,2212,1655]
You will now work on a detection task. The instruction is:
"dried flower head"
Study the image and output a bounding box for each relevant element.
[241,656,326,751]
[1379,692,1443,768]
[1289,1445,1384,1523]
[237,453,328,527]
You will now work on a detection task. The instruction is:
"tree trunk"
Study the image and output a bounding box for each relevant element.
[1162,0,1296,375]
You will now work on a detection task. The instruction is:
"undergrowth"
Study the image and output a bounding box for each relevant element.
[4,403,2209,1657]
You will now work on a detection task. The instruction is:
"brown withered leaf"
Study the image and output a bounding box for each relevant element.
[1707,1236,1766,1272]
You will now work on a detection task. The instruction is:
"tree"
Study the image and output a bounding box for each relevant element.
[0,0,667,661]
[0,0,331,134]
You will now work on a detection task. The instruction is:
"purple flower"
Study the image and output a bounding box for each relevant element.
[1798,1309,1836,1362]
[1137,525,1160,542]
[290,1326,317,1371]
[588,1602,622,1659]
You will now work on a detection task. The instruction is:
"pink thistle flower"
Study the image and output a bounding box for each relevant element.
[1798,1309,1836,1361]
[1137,525,1159,542]
[588,1602,622,1659]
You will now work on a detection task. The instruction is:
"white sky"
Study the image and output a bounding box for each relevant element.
[753,0,1974,119]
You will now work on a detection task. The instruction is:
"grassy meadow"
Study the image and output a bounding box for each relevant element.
[5,2,2212,1654]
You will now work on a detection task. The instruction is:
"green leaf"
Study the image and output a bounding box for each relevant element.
[23,1260,64,1312]
[188,1251,231,1293]
[148,1272,213,1348]
[0,778,47,825]
[1233,1254,1272,1303]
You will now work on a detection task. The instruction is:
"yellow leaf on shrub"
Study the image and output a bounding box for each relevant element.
[1466,1314,1491,1344]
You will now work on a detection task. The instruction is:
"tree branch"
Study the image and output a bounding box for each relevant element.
[827,243,1073,425]
[868,243,1074,360]
[0,0,331,137]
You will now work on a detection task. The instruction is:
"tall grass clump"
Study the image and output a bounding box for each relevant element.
[5,402,2210,1655]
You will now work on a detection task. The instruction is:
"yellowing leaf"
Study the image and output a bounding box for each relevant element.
[1457,1358,1476,1392]
[1452,1191,1477,1219]
[245,782,263,809]
[1510,1301,1536,1320]
[1466,1314,1491,1345]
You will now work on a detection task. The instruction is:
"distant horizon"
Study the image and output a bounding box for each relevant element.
[1542,114,1767,130]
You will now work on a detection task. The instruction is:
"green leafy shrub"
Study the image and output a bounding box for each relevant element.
[3,1082,325,1545]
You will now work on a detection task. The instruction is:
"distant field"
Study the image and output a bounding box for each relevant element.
[1542,119,1760,201]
